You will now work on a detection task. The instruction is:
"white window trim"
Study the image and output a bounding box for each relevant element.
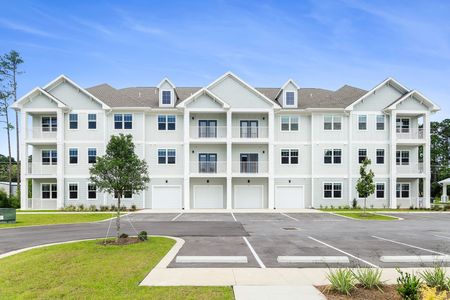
[323,115,342,131]
[87,182,97,200]
[160,90,173,107]
[376,114,385,131]
[280,116,299,132]
[87,147,97,165]
[280,149,299,165]
[396,182,411,199]
[157,148,177,165]
[375,182,386,199]
[41,115,57,133]
[396,117,411,133]
[41,149,57,166]
[358,148,368,163]
[87,113,97,130]
[323,148,342,165]
[113,113,134,130]
[158,114,177,131]
[376,149,385,165]
[67,182,79,200]
[68,113,79,131]
[40,183,57,200]
[323,182,343,199]
[396,150,410,166]
[283,90,297,108]
[358,114,368,131]
[68,147,79,165]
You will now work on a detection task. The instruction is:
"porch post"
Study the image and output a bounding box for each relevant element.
[389,111,397,208]
[423,112,431,208]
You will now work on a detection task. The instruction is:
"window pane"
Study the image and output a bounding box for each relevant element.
[358,115,367,130]
[285,92,295,105]
[333,116,342,130]
[333,149,342,164]
[281,117,290,131]
[324,115,332,130]
[290,117,298,131]
[358,149,367,163]
[158,149,166,164]
[124,114,132,129]
[114,114,123,129]
[376,115,385,130]
[162,91,171,104]
[69,114,78,129]
[167,115,176,130]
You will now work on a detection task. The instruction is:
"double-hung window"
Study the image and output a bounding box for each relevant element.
[114,190,132,199]
[68,183,78,199]
[88,148,97,164]
[376,149,385,164]
[114,114,133,129]
[324,149,342,164]
[69,113,78,129]
[42,183,57,199]
[158,115,176,130]
[162,91,172,105]
[280,116,299,131]
[376,115,385,130]
[396,118,410,133]
[358,115,367,130]
[42,150,57,165]
[376,183,385,198]
[285,91,295,106]
[324,115,341,130]
[87,183,97,200]
[88,114,97,129]
[281,149,299,164]
[323,183,342,199]
[396,183,410,198]
[42,116,57,132]
[158,149,176,164]
[358,149,367,164]
[69,148,78,164]
[396,150,410,165]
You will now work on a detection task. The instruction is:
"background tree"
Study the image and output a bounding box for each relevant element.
[89,134,149,240]
[0,50,24,198]
[356,158,375,215]
[430,119,450,198]
[0,84,13,196]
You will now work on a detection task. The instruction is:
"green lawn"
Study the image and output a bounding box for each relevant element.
[319,208,430,212]
[0,213,117,228]
[0,238,233,299]
[333,212,399,220]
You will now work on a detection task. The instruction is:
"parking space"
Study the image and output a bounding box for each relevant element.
[176,213,235,222]
[234,213,293,222]
[382,212,450,222]
[127,213,179,222]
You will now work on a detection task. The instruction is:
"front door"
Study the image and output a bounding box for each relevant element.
[240,153,258,173]
[199,153,217,173]
[240,120,258,138]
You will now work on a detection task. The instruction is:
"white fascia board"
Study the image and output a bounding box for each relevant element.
[206,71,281,108]
[157,77,176,89]
[176,88,230,108]
[345,77,409,111]
[43,74,111,110]
[275,79,300,99]
[11,87,68,110]
[385,90,441,112]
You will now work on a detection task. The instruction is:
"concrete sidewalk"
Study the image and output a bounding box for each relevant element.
[233,285,326,300]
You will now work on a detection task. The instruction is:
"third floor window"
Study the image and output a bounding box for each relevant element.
[69,113,78,129]
[162,91,172,105]
[324,149,342,164]
[88,114,97,129]
[396,118,410,133]
[358,115,367,130]
[42,150,57,165]
[280,116,299,131]
[324,115,341,130]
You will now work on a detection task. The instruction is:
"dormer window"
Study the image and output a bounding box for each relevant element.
[286,92,295,105]
[162,91,172,105]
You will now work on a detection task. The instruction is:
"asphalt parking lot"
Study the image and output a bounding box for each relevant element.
[1,212,449,269]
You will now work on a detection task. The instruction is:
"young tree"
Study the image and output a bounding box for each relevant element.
[0,51,24,197]
[356,158,375,215]
[89,134,149,241]
[0,84,13,196]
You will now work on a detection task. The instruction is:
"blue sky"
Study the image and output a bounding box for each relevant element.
[1,0,449,157]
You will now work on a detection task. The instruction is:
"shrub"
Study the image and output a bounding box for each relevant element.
[64,205,76,211]
[420,285,447,300]
[138,230,148,241]
[352,268,383,290]
[352,198,358,209]
[131,204,137,211]
[396,269,421,300]
[397,204,401,209]
[343,205,350,210]
[326,268,355,295]
[370,204,374,209]
[8,195,20,208]
[88,205,97,212]
[77,204,85,211]
[0,190,9,207]
[338,206,342,210]
[119,233,128,239]
[120,205,127,211]
[410,205,414,210]
[110,205,116,211]
[419,266,447,291]
[99,205,109,211]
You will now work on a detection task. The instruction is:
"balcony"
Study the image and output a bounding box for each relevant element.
[396,128,424,141]
[190,126,227,140]
[27,163,57,176]
[190,161,226,175]
[28,198,57,209]
[397,162,424,176]
[232,161,268,174]
[26,127,57,142]
[232,126,268,140]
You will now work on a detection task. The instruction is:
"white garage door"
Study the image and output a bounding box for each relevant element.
[275,185,304,209]
[152,186,182,209]
[234,185,263,209]
[193,185,223,209]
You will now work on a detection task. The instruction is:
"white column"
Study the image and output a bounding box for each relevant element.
[142,112,146,208]
[183,109,190,210]
[389,111,397,208]
[56,109,65,209]
[20,111,28,209]
[443,184,448,202]
[226,110,232,209]
[310,113,315,208]
[348,112,353,206]
[268,110,275,209]
[423,112,431,208]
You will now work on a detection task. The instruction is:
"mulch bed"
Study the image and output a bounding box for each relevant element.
[317,285,401,300]
[99,237,143,246]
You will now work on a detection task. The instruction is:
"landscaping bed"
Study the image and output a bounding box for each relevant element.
[0,213,116,228]
[333,212,399,220]
[318,284,401,300]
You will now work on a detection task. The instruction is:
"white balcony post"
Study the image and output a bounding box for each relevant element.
[20,111,28,209]
[268,110,274,209]
[389,111,397,208]
[56,109,65,209]
[226,110,232,209]
[183,109,190,210]
[423,112,431,208]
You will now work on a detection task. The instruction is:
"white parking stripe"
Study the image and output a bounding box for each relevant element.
[308,236,380,268]
[372,235,447,256]
[176,256,248,263]
[380,255,450,263]
[280,213,299,221]
[171,213,183,221]
[231,212,237,222]
[434,234,450,241]
[277,256,350,264]
[243,237,266,268]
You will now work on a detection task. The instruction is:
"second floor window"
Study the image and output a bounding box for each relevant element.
[88,114,97,129]
[69,148,78,164]
[324,115,341,130]
[396,150,409,165]
[358,149,367,163]
[158,115,176,130]
[280,116,299,131]
[69,113,78,129]
[324,149,342,164]
[42,150,57,165]
[281,149,299,164]
[396,118,410,133]
[42,116,57,132]
[114,114,133,129]
[376,149,385,164]
[158,149,176,164]
[162,91,172,104]
[376,115,385,130]
[88,148,97,164]
[358,115,367,130]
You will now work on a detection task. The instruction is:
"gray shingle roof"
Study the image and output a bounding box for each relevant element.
[86,83,367,109]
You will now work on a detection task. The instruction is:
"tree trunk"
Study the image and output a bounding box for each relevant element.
[5,110,12,197]
[116,194,121,241]
[364,197,367,215]
[14,71,20,199]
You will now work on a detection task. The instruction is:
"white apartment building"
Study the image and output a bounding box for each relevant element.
[12,72,440,210]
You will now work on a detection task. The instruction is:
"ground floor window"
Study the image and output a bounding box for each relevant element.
[87,183,97,200]
[69,183,78,199]
[376,183,385,198]
[396,183,410,198]
[42,183,57,199]
[114,190,132,199]
[323,183,342,199]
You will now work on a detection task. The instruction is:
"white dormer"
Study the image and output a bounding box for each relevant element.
[157,78,176,107]
[279,79,299,108]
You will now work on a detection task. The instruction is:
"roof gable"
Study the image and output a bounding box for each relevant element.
[385,90,440,112]
[177,88,230,109]
[11,87,67,110]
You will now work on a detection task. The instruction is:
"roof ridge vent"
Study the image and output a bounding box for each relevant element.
[138,91,141,98]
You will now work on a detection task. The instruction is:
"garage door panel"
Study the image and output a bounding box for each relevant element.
[234,185,263,209]
[194,185,224,209]
[275,185,304,209]
[152,186,182,209]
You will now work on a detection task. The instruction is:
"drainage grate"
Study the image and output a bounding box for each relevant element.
[282,227,300,231]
